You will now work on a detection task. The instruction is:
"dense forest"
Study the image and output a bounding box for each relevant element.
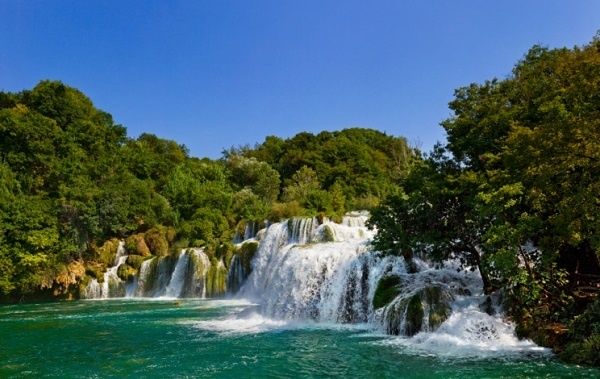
[1,36,599,366]
[0,83,414,301]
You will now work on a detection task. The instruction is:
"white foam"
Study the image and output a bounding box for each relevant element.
[164,251,189,297]
[193,312,289,334]
[234,214,548,358]
[239,215,391,323]
[376,306,549,358]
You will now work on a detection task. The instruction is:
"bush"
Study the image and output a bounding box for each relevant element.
[96,239,120,266]
[144,226,169,256]
[268,201,304,221]
[125,234,150,256]
[126,255,146,270]
[560,300,600,366]
[561,334,600,366]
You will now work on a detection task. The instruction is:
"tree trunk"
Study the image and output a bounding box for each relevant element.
[470,246,493,295]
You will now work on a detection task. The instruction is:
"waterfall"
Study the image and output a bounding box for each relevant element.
[234,221,260,243]
[83,246,214,299]
[165,251,190,298]
[238,216,395,322]
[83,241,129,299]
[80,213,540,352]
[235,214,535,352]
[135,257,156,297]
[287,217,319,244]
[341,210,370,227]
[227,255,245,294]
[182,248,212,298]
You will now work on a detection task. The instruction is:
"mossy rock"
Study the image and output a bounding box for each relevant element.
[383,285,452,336]
[126,255,146,270]
[144,227,169,256]
[107,277,126,297]
[238,240,259,273]
[205,258,228,297]
[404,294,425,336]
[188,250,209,276]
[424,286,452,330]
[77,275,94,297]
[85,262,107,283]
[255,229,266,241]
[383,293,424,336]
[140,257,159,295]
[215,243,235,268]
[96,238,120,266]
[202,247,216,261]
[181,250,209,297]
[165,227,177,243]
[321,225,335,242]
[117,264,137,281]
[373,275,402,309]
[125,234,151,257]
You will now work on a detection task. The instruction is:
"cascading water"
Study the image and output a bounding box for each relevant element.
[234,221,260,243]
[83,241,129,299]
[135,257,156,297]
[235,213,542,354]
[226,255,245,294]
[83,247,215,299]
[182,248,212,298]
[239,216,382,321]
[165,252,190,297]
[80,213,543,355]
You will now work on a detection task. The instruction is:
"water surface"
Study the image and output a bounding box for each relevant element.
[1,299,598,378]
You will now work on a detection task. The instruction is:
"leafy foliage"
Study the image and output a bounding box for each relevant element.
[0,81,415,300]
[229,127,416,219]
[369,35,600,365]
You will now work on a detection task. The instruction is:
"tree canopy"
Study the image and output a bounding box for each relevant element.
[0,81,416,299]
[229,127,415,217]
[369,35,600,365]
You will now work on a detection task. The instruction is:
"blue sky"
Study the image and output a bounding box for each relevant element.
[1,1,599,158]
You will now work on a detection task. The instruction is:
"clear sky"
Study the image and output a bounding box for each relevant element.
[1,1,599,158]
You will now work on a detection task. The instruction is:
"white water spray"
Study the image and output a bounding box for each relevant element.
[235,214,544,354]
[165,251,190,298]
[83,245,214,299]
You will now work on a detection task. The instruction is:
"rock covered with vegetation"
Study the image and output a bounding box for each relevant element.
[380,284,453,336]
[373,275,402,309]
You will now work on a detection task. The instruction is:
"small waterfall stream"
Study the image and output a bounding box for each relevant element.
[83,247,216,299]
[165,252,190,298]
[83,241,129,299]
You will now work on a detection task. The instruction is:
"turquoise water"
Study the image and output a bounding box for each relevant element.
[1,299,598,378]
